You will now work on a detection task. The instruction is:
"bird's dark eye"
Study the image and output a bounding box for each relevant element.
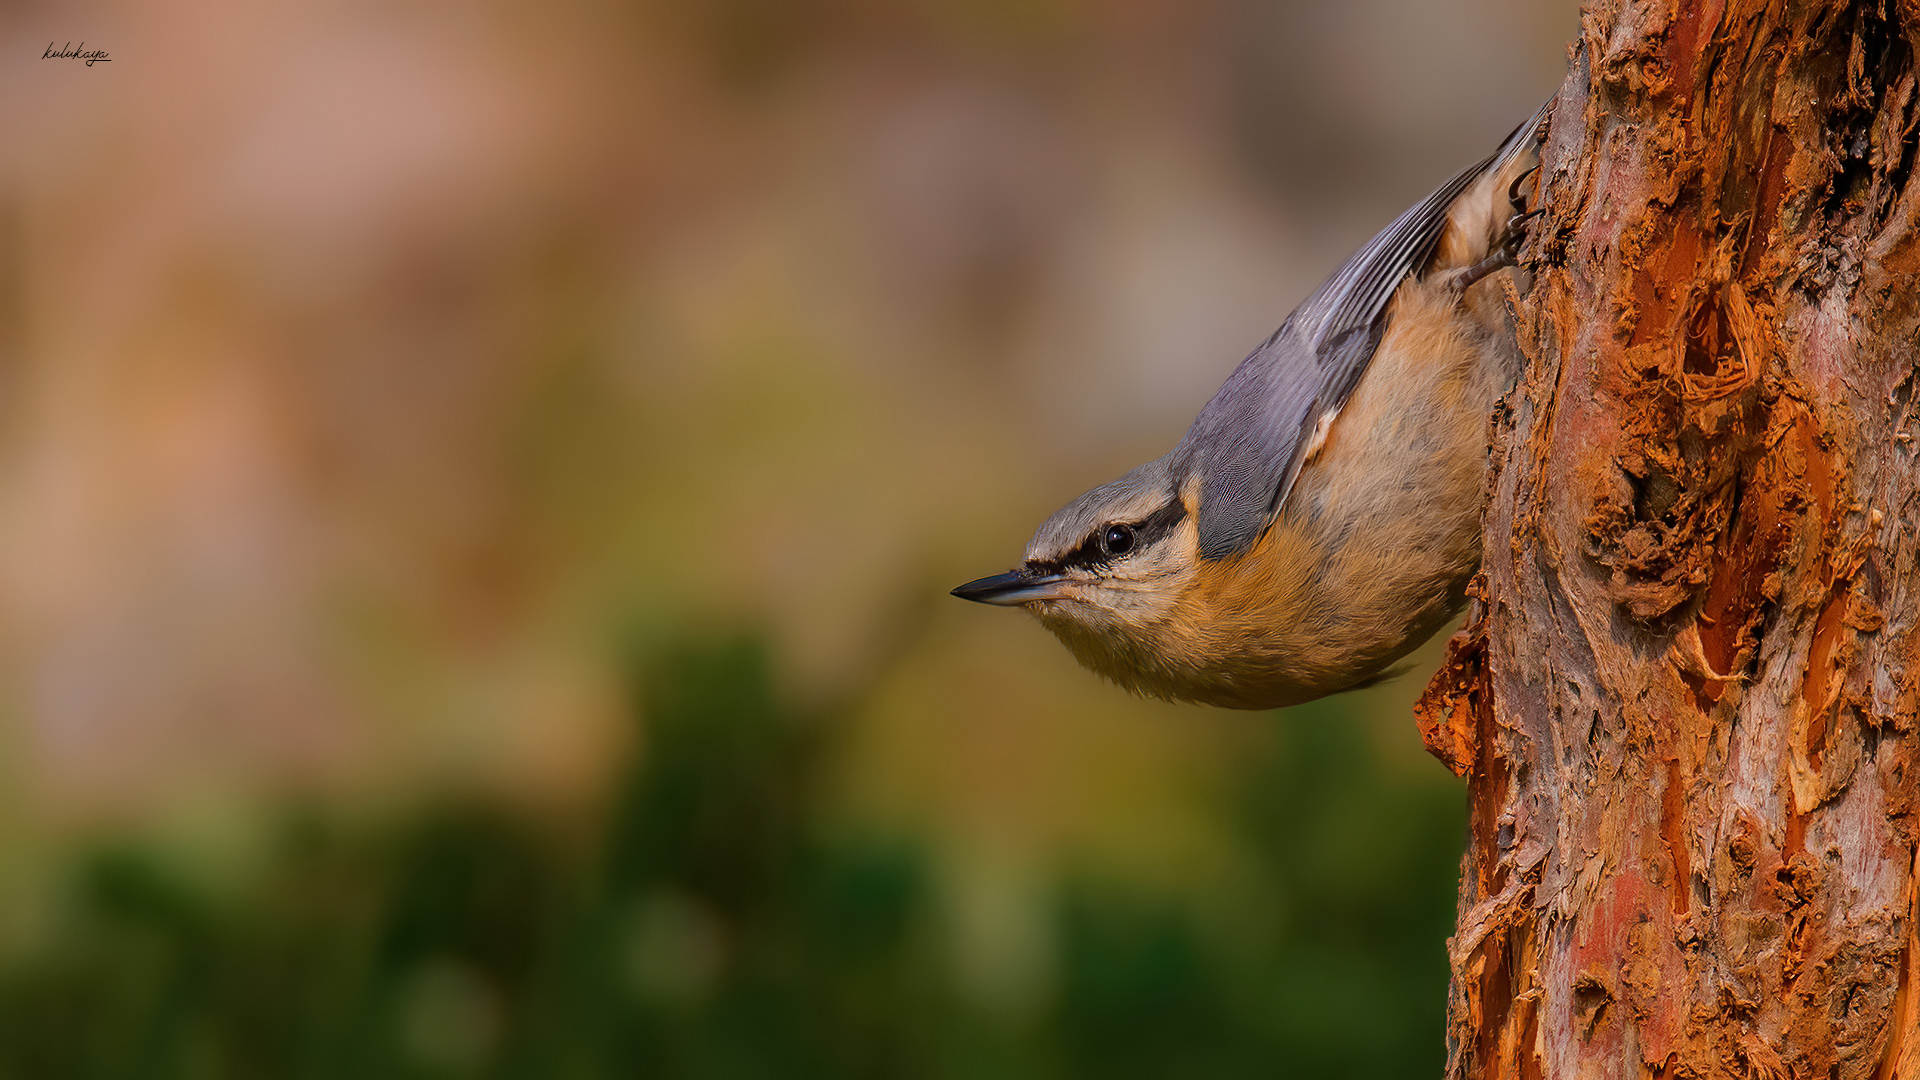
[1102,523,1135,556]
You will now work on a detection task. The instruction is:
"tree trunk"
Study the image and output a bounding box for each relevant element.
[1414,1,1920,1076]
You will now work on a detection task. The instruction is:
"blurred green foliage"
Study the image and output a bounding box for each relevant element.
[0,638,1462,1078]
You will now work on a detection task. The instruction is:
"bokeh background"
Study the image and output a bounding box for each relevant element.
[0,1,1574,1075]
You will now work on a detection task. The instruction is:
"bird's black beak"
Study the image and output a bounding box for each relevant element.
[951,567,1069,606]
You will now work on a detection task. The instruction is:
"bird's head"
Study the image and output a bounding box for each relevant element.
[953,458,1205,668]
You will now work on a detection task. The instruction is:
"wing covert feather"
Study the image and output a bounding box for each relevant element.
[1175,103,1549,560]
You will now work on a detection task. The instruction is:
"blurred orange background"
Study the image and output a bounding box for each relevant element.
[0,0,1574,1070]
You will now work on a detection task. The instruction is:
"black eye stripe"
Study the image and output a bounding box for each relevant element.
[1134,498,1188,539]
[1052,534,1107,570]
[1033,498,1188,573]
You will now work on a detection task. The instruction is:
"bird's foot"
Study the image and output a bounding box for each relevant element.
[1443,169,1545,297]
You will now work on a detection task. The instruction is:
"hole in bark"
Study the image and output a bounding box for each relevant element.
[1825,114,1876,227]
[1684,294,1729,377]
[1622,466,1648,513]
[1697,469,1786,689]
[1573,976,1612,1042]
[1637,473,1682,525]
[1845,2,1916,231]
[1885,83,1920,221]
[1858,0,1904,99]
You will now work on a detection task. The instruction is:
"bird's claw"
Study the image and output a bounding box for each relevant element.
[1444,177,1546,298]
[1507,164,1540,216]
[1496,206,1545,261]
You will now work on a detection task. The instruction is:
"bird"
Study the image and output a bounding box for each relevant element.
[952,102,1551,709]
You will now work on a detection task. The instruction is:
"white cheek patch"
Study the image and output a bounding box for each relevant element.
[1026,509,1200,634]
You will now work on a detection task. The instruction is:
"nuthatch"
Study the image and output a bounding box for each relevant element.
[954,103,1550,709]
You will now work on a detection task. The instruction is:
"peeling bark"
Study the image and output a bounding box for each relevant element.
[1416,1,1920,1075]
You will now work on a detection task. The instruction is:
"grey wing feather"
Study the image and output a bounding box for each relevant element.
[1176,103,1549,561]
[1290,162,1491,406]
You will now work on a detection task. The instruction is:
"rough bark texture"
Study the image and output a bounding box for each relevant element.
[1415,1,1920,1076]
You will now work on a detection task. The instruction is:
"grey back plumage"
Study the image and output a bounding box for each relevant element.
[1171,105,1548,560]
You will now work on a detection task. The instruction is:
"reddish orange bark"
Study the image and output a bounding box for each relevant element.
[1419,0,1920,1075]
